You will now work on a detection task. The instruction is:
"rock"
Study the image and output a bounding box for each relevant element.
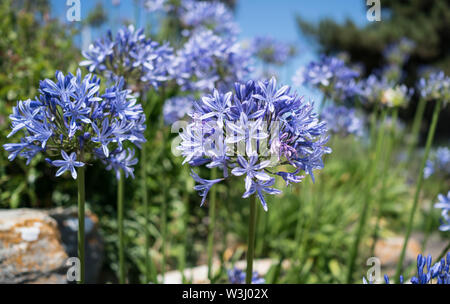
[374,236,421,268]
[48,207,103,283]
[0,209,68,283]
[0,208,103,284]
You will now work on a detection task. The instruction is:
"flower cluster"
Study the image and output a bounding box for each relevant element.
[359,75,413,108]
[410,253,450,284]
[383,38,415,67]
[434,191,450,232]
[144,0,168,13]
[251,36,295,66]
[180,0,239,37]
[170,29,252,93]
[380,84,413,108]
[163,95,194,125]
[227,268,265,284]
[321,105,364,137]
[80,25,174,90]
[293,55,361,104]
[418,70,450,102]
[3,70,146,180]
[365,252,450,284]
[177,77,331,211]
[424,147,450,179]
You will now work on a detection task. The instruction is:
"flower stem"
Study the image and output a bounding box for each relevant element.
[141,143,151,283]
[406,98,427,163]
[77,164,85,284]
[371,108,398,256]
[246,195,257,284]
[207,168,217,282]
[181,192,189,283]
[395,98,442,281]
[161,178,167,281]
[118,170,125,284]
[346,108,387,283]
[437,242,450,262]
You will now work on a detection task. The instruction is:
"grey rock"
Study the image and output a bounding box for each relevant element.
[0,208,103,284]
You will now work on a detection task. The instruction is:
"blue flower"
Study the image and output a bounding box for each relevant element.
[197,90,232,128]
[180,0,239,37]
[225,112,268,156]
[383,37,415,66]
[227,268,265,284]
[321,105,364,137]
[294,55,361,104]
[163,96,194,125]
[253,77,292,113]
[170,29,251,92]
[3,70,145,180]
[435,191,450,232]
[251,36,295,66]
[231,156,271,192]
[243,178,281,211]
[190,170,223,206]
[178,77,330,211]
[418,71,450,102]
[81,25,174,90]
[424,147,450,179]
[51,150,85,179]
[102,148,138,180]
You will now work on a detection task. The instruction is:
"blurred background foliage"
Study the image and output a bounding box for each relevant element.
[0,0,448,284]
[296,0,450,137]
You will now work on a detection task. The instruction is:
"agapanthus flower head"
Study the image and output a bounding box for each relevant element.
[357,74,391,106]
[418,70,450,102]
[294,55,361,104]
[80,25,174,91]
[3,69,146,180]
[251,36,295,66]
[424,147,450,179]
[383,37,415,66]
[170,29,252,92]
[321,105,364,137]
[434,191,450,232]
[227,268,265,284]
[365,252,449,284]
[358,74,413,108]
[380,84,413,108]
[177,77,331,211]
[410,253,450,284]
[163,95,194,125]
[144,0,168,12]
[180,0,239,37]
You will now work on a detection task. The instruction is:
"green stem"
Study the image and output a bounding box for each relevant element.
[371,108,398,256]
[436,242,450,262]
[77,164,85,284]
[118,170,125,284]
[161,177,167,281]
[181,192,189,283]
[346,109,387,283]
[406,98,427,163]
[141,142,151,283]
[394,99,442,281]
[246,195,257,284]
[207,168,217,282]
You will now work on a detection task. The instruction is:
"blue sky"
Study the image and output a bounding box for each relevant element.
[51,0,369,101]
